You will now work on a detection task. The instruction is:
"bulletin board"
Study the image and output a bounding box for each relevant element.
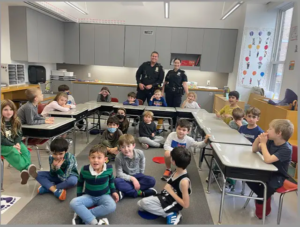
[238,28,275,88]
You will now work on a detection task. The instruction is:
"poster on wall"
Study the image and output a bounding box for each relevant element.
[238,28,275,88]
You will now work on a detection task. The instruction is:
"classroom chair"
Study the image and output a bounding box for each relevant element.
[137,99,144,105]
[111,97,118,102]
[243,179,298,224]
[292,145,297,180]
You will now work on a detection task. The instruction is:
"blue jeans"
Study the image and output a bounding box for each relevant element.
[70,194,116,224]
[114,173,156,198]
[36,171,78,190]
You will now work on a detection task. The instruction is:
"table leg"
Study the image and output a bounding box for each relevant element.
[206,155,214,193]
[241,181,246,195]
[25,137,29,146]
[262,182,267,225]
[1,159,4,191]
[199,147,206,170]
[218,176,227,224]
[170,118,173,132]
[86,117,89,143]
[73,123,76,155]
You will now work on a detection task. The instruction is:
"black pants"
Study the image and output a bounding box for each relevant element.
[246,182,276,204]
[165,91,182,108]
[136,89,153,105]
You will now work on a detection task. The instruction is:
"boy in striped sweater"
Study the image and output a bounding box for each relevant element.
[70,145,119,225]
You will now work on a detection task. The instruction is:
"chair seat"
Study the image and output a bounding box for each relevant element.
[276,180,298,194]
[24,138,49,145]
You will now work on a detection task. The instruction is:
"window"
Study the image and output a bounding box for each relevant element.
[269,6,293,99]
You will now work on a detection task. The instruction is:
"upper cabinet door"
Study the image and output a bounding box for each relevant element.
[37,12,52,63]
[52,18,64,63]
[155,27,172,69]
[139,26,156,65]
[124,26,141,68]
[200,29,221,72]
[64,23,80,64]
[95,24,110,66]
[171,28,188,54]
[216,29,238,73]
[109,25,125,67]
[187,28,204,54]
[80,24,95,65]
[26,8,39,62]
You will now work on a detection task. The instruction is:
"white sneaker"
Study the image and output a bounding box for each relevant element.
[98,218,109,225]
[141,143,149,150]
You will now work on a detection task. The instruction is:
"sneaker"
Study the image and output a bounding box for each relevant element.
[156,129,163,134]
[161,169,172,181]
[117,190,124,201]
[54,189,67,201]
[20,170,30,185]
[28,164,38,179]
[72,213,84,225]
[98,218,109,225]
[166,212,182,225]
[132,123,138,127]
[141,143,149,150]
[37,185,50,194]
[142,188,157,197]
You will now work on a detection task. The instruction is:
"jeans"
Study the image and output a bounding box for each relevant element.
[138,136,165,148]
[114,173,156,198]
[36,171,78,190]
[70,194,116,224]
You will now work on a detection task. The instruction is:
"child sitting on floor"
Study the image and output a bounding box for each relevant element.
[228,107,248,130]
[36,138,78,201]
[115,134,157,199]
[138,147,192,225]
[216,91,240,124]
[41,92,76,117]
[181,92,200,109]
[116,108,129,134]
[248,119,294,219]
[1,99,38,184]
[97,87,111,102]
[101,116,123,162]
[70,144,118,225]
[138,111,165,149]
[123,92,139,106]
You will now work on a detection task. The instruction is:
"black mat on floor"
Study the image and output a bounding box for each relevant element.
[9,137,213,225]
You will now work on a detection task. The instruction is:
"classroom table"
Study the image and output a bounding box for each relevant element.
[175,107,207,118]
[208,143,278,225]
[22,117,76,154]
[82,102,103,132]
[113,103,146,115]
[47,105,89,143]
[145,106,176,131]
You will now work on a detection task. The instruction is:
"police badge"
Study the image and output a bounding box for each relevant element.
[155,67,158,72]
[177,72,181,76]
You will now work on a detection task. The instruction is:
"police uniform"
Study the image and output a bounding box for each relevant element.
[164,69,187,107]
[136,61,164,104]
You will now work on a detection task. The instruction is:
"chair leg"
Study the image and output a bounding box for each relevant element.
[35,146,42,169]
[277,193,285,225]
[243,191,254,209]
[1,160,4,191]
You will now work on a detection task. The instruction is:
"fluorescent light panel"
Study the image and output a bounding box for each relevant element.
[65,2,88,15]
[164,2,169,19]
[221,1,243,20]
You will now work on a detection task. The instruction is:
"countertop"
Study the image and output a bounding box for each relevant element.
[1,84,39,93]
[72,81,223,92]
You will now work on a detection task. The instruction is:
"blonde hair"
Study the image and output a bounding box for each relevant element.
[154,89,162,94]
[25,88,41,102]
[143,111,154,119]
[188,92,197,100]
[53,92,68,103]
[270,119,294,141]
[1,99,21,139]
[118,134,135,146]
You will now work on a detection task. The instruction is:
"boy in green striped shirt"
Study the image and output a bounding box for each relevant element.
[70,144,119,225]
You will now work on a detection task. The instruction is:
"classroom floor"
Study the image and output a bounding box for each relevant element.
[0,122,298,225]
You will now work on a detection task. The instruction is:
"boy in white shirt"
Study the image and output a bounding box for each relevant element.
[162,119,210,180]
[181,92,200,109]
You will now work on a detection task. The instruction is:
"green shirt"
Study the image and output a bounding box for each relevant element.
[1,121,22,146]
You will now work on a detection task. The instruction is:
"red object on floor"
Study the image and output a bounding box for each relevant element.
[152,157,165,164]
[255,197,272,219]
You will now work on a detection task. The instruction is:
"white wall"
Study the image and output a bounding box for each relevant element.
[279,2,298,99]
[0,2,56,81]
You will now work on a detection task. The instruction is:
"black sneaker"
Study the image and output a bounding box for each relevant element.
[72,213,84,225]
[132,123,138,127]
[142,188,157,197]
[117,190,124,201]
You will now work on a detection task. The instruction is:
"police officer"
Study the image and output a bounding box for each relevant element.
[162,58,189,107]
[136,51,165,104]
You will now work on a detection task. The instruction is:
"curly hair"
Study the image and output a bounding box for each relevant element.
[1,99,21,139]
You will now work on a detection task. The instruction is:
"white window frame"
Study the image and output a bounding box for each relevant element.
[268,3,294,98]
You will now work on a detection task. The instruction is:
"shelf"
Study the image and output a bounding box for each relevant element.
[170,53,201,70]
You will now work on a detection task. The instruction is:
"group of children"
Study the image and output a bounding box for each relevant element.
[0,86,295,224]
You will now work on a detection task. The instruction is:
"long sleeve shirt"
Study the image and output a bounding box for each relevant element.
[97,94,111,102]
[17,101,45,125]
[77,164,116,197]
[115,149,145,181]
[136,61,164,88]
[1,121,22,146]
[67,95,76,105]
[139,120,156,139]
[123,99,139,106]
[49,152,79,181]
[148,97,167,107]
[41,101,76,117]
[164,132,207,152]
